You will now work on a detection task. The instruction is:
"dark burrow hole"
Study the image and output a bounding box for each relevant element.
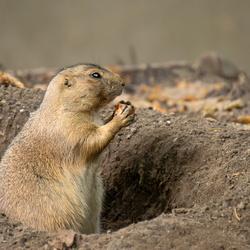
[100,134,194,232]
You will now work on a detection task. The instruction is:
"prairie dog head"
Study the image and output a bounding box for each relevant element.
[42,63,125,112]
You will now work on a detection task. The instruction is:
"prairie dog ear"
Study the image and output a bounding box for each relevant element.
[64,77,73,88]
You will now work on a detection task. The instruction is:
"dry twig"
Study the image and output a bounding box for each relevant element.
[0,72,24,88]
[233,207,241,221]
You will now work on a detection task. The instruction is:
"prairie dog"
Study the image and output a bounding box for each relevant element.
[0,63,135,234]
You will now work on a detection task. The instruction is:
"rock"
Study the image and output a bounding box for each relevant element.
[48,230,76,249]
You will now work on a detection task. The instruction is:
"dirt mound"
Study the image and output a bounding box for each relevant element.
[100,108,249,232]
[0,84,44,159]
[0,82,249,249]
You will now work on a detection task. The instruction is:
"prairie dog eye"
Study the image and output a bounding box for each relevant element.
[90,72,102,79]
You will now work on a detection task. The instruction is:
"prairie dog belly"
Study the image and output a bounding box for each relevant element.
[52,159,104,234]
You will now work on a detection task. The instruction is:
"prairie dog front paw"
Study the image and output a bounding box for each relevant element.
[114,100,136,127]
[114,100,135,116]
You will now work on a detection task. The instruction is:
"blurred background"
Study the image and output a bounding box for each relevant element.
[0,0,250,73]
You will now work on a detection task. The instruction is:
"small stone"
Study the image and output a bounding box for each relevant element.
[126,134,132,139]
[237,202,245,210]
[130,127,137,133]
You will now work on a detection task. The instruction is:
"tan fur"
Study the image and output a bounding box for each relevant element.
[0,64,135,234]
